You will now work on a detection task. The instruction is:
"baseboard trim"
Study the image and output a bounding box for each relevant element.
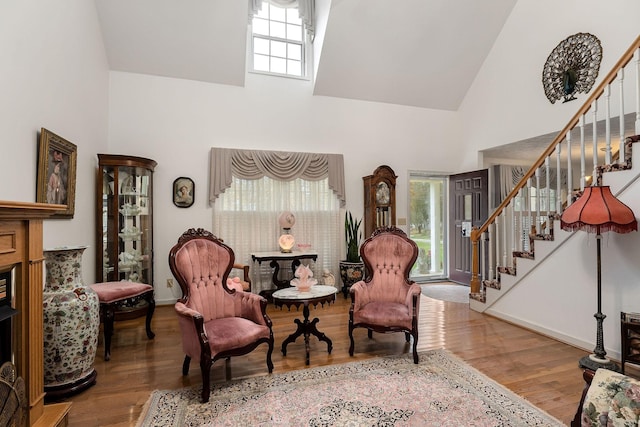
[484,308,621,362]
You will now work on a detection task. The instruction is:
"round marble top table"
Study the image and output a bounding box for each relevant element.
[272,285,337,365]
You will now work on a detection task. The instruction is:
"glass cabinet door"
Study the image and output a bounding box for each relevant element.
[97,154,156,286]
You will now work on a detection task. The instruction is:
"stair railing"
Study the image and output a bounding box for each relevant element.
[470,35,640,298]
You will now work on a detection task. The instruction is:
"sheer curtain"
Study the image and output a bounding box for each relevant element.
[213,176,341,295]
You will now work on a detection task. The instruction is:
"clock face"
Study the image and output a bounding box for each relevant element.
[376,182,390,205]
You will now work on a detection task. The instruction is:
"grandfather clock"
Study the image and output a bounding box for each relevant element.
[363,165,397,238]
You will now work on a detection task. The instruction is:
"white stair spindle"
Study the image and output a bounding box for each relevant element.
[556,143,562,215]
[567,131,573,206]
[482,230,488,282]
[605,84,612,164]
[619,68,625,163]
[502,210,507,268]
[545,156,551,231]
[514,189,520,257]
[489,222,494,281]
[478,232,484,282]
[635,48,640,134]
[592,100,598,178]
[580,114,586,190]
[499,211,509,267]
[526,179,532,251]
[535,168,540,234]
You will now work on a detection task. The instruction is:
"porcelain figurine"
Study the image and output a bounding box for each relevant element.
[290,264,317,291]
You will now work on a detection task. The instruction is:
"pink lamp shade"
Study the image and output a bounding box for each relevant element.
[561,186,637,234]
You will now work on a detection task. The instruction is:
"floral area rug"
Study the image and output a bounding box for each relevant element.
[136,349,563,426]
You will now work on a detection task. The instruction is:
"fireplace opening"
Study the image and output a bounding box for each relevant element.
[0,266,17,365]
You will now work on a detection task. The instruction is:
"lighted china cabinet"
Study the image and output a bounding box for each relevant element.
[96,154,156,292]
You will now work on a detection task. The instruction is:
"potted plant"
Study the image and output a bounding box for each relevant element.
[339,211,365,298]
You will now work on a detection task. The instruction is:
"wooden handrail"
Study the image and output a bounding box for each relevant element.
[470,34,640,294]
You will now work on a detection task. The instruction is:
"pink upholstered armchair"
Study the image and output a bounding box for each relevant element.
[349,226,421,363]
[168,228,274,403]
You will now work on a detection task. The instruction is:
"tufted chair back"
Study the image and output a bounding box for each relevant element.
[168,228,274,403]
[359,229,419,304]
[170,231,237,321]
[348,226,422,363]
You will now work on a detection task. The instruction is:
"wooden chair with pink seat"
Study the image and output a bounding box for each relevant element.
[168,228,274,403]
[348,226,421,363]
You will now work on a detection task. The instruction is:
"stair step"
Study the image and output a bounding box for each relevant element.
[474,136,640,310]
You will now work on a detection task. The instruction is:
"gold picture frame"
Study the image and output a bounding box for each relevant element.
[36,128,77,218]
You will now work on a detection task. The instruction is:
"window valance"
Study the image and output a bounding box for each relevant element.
[209,147,345,207]
[249,0,315,39]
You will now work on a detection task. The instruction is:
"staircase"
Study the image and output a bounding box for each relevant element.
[469,35,640,313]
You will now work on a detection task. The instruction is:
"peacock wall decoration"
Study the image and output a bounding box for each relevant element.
[542,32,602,104]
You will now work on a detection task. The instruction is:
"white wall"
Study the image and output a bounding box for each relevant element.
[458,0,640,172]
[0,1,109,283]
[458,0,640,358]
[487,168,640,362]
[107,71,462,303]
[4,0,637,359]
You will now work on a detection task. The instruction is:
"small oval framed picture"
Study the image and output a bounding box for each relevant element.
[173,177,194,208]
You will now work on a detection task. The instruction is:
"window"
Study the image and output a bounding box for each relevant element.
[251,2,306,77]
[213,176,341,295]
[408,172,447,281]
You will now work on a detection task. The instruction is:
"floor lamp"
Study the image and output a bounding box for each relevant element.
[560,185,637,372]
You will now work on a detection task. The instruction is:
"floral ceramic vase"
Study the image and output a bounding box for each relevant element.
[338,260,365,299]
[43,246,99,398]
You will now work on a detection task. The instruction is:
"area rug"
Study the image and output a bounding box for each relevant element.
[136,349,563,426]
[421,283,470,304]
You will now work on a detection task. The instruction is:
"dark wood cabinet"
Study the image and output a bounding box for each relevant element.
[363,165,397,238]
[621,312,640,374]
[96,154,156,289]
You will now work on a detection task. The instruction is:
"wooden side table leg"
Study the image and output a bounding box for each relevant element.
[308,317,332,354]
[281,318,305,356]
[144,292,156,339]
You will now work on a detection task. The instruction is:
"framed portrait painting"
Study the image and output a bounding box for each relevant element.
[36,128,77,218]
[173,177,194,208]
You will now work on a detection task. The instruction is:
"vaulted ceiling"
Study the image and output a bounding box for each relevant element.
[94,0,517,111]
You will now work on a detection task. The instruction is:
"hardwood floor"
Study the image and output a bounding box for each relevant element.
[59,293,588,426]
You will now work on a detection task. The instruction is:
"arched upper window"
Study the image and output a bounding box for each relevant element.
[249,1,313,78]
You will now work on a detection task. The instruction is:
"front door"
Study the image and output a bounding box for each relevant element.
[448,169,488,285]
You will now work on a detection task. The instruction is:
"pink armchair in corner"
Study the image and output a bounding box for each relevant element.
[168,228,274,403]
[348,226,421,363]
